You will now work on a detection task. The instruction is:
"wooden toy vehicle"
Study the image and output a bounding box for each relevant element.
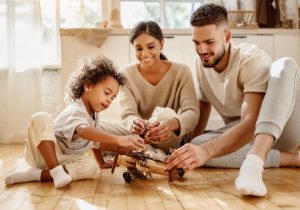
[111,150,185,183]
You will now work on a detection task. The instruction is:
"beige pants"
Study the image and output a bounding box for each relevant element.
[25,112,97,181]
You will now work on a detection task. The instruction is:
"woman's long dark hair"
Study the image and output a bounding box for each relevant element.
[130,21,167,60]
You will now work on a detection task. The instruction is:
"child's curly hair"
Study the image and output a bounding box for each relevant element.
[65,56,126,103]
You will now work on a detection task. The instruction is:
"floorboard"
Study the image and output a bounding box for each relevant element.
[1,144,300,210]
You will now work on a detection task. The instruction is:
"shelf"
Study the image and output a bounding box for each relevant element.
[298,7,300,28]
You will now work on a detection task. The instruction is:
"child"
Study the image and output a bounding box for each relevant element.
[5,56,144,188]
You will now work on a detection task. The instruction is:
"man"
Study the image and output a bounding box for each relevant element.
[167,3,271,170]
[167,3,300,197]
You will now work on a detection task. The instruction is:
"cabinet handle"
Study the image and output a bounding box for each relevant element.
[163,35,175,39]
[232,35,247,38]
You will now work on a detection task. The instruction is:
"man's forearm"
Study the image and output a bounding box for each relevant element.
[202,119,255,158]
[193,101,211,138]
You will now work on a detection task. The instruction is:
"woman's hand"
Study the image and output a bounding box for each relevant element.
[131,119,147,136]
[144,121,173,144]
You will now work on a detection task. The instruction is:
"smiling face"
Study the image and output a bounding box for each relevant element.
[192,24,231,71]
[83,76,120,115]
[133,33,163,68]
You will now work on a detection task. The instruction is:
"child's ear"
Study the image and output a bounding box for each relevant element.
[84,82,92,91]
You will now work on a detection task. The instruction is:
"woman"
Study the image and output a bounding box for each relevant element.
[120,21,199,153]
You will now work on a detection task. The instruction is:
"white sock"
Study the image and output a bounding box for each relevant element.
[5,167,42,185]
[235,154,267,196]
[49,165,72,188]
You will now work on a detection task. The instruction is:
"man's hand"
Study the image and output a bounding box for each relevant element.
[166,143,210,171]
[117,135,145,151]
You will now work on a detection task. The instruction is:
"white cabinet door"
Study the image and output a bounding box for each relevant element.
[61,35,130,81]
[232,34,274,59]
[274,34,300,65]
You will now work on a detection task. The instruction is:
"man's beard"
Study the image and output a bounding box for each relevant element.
[200,45,226,68]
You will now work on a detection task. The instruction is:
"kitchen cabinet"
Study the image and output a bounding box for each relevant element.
[232,34,274,58]
[61,34,130,84]
[274,34,300,65]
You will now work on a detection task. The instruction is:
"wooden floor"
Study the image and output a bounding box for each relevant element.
[1,144,300,210]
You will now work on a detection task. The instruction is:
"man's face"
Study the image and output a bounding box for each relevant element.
[192,24,229,68]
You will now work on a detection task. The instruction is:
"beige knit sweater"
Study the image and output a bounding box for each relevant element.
[120,61,199,138]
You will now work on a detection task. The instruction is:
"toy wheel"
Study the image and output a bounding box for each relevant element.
[123,171,132,183]
[177,168,185,178]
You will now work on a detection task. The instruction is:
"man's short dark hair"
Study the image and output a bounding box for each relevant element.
[190,3,228,27]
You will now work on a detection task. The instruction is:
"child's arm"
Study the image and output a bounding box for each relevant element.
[92,147,112,169]
[75,124,144,150]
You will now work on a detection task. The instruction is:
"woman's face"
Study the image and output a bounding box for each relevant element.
[133,33,163,68]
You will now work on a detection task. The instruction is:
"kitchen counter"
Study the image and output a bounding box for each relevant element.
[109,28,300,35]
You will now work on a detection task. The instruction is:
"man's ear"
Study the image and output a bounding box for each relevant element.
[225,29,231,43]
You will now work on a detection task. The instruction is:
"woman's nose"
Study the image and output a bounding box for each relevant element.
[141,49,150,57]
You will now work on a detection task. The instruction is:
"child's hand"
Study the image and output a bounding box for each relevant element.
[131,119,147,135]
[118,135,145,151]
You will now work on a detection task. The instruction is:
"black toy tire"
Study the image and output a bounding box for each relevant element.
[123,171,132,183]
[177,168,185,178]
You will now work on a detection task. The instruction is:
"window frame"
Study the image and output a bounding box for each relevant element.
[117,0,202,28]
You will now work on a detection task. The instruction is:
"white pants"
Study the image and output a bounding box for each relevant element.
[25,112,97,180]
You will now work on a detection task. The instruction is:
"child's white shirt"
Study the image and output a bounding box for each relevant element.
[54,98,99,155]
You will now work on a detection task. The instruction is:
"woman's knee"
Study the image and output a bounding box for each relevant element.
[149,107,177,122]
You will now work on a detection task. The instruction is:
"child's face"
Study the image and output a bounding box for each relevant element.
[84,76,119,114]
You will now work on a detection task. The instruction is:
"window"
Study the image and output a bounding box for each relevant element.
[60,0,102,28]
[165,1,202,28]
[0,0,103,71]
[0,0,7,69]
[0,0,60,71]
[120,0,204,28]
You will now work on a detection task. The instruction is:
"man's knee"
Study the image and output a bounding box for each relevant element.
[271,57,299,77]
